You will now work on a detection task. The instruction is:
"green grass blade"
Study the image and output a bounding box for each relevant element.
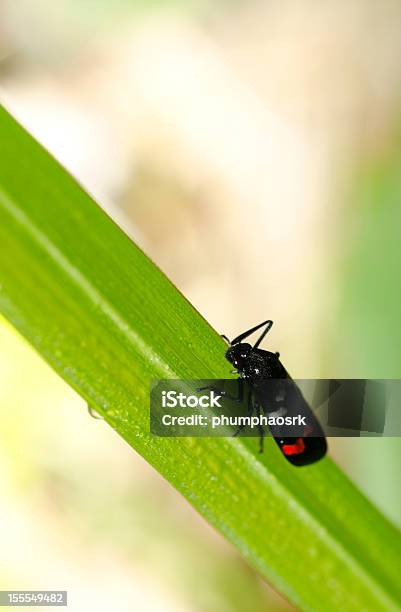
[0,104,400,610]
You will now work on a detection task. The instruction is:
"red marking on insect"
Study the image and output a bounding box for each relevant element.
[282,438,305,456]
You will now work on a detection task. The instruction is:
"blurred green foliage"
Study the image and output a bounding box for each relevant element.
[333,141,401,529]
[340,153,401,377]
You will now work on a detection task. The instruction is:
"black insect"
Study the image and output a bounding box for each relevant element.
[205,320,327,466]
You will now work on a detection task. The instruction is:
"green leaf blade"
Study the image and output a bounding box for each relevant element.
[0,104,400,610]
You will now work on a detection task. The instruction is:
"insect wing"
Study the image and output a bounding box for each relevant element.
[267,379,327,466]
[273,435,327,466]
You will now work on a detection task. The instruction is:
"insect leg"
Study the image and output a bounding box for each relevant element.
[233,382,254,437]
[255,402,265,452]
[197,378,244,403]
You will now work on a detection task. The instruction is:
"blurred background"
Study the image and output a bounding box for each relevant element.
[1,1,401,610]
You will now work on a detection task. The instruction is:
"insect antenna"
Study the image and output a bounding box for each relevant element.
[253,320,273,349]
[231,320,273,347]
